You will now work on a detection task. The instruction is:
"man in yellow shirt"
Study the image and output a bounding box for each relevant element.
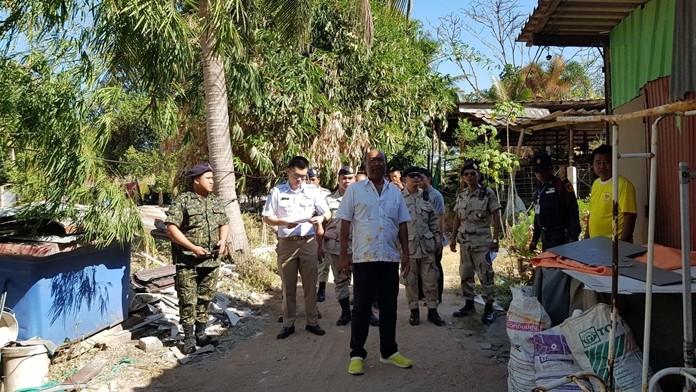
[587,145,637,242]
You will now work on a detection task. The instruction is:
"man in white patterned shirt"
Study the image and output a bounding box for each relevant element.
[337,149,412,376]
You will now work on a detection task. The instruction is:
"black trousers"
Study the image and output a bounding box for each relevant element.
[533,231,571,326]
[350,262,399,359]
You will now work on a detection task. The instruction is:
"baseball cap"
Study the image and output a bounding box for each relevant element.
[531,154,553,172]
[188,163,213,178]
[307,168,319,178]
[338,166,354,176]
[460,161,479,175]
[401,166,421,177]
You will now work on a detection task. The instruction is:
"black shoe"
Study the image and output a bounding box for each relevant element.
[182,325,196,354]
[305,324,326,336]
[317,282,326,303]
[482,303,496,325]
[409,310,420,326]
[277,325,295,339]
[482,311,496,325]
[427,310,445,326]
[369,313,380,327]
[336,311,351,326]
[277,315,283,323]
[453,300,476,318]
[195,323,219,347]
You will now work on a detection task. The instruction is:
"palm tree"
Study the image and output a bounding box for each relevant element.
[1,0,412,253]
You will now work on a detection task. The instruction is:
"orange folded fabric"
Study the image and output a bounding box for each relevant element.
[531,251,612,276]
[633,244,696,270]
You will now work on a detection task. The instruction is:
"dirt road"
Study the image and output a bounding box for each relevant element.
[139,252,510,392]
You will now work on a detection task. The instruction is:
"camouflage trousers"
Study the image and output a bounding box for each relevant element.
[324,252,351,301]
[405,255,439,310]
[175,265,219,326]
[317,255,330,283]
[459,242,495,303]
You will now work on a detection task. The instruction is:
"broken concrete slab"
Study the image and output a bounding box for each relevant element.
[138,336,163,352]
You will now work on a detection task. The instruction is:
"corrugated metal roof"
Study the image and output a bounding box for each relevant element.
[518,0,650,47]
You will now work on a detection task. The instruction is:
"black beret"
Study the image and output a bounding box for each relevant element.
[460,161,480,175]
[531,154,553,172]
[307,168,319,177]
[338,166,354,176]
[189,163,213,178]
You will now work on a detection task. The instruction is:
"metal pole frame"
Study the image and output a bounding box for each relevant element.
[556,100,696,391]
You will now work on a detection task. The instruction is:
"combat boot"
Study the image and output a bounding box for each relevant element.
[427,308,446,326]
[409,309,420,325]
[317,282,326,302]
[336,297,352,326]
[482,302,496,325]
[182,325,196,354]
[453,299,476,317]
[195,322,219,347]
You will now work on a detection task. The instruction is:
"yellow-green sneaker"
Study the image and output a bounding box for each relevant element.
[379,352,412,368]
[348,357,365,375]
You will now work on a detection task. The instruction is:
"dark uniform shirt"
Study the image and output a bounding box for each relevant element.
[165,191,229,267]
[531,176,581,250]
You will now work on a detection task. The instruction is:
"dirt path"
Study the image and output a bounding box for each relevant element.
[137,251,510,392]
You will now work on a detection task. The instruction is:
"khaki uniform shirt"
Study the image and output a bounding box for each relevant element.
[323,189,352,255]
[402,188,440,258]
[453,186,501,250]
[165,191,229,267]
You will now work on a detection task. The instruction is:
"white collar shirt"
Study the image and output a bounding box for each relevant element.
[262,182,329,238]
[336,179,411,263]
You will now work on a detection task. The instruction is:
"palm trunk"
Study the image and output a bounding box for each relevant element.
[200,1,249,253]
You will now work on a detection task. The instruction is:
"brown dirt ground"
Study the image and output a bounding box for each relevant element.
[69,249,512,392]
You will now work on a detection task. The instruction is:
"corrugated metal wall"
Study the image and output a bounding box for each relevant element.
[670,0,696,100]
[644,77,696,248]
[611,0,675,108]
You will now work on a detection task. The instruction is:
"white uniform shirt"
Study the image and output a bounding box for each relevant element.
[336,179,411,263]
[262,182,329,238]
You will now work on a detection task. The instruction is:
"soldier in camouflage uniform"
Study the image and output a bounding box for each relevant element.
[401,167,445,326]
[449,161,501,325]
[308,167,332,303]
[317,166,355,325]
[165,163,229,354]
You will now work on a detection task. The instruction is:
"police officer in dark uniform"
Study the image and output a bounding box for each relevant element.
[165,163,230,354]
[529,153,581,325]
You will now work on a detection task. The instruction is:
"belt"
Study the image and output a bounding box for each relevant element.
[279,235,313,241]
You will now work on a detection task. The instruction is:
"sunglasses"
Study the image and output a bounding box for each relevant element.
[406,173,421,179]
[462,171,478,177]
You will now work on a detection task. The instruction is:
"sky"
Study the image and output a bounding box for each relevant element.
[410,0,541,92]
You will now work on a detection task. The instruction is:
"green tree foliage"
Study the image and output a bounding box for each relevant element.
[453,102,521,186]
[229,0,455,184]
[0,55,144,245]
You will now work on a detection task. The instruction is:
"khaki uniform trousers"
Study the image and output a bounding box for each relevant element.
[276,237,319,327]
[405,255,439,310]
[317,256,330,283]
[323,252,351,300]
[459,242,495,303]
